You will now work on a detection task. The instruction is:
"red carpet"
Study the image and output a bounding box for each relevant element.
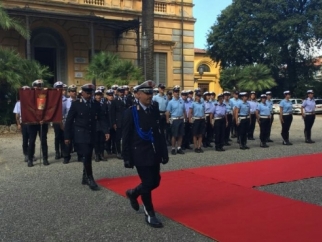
[188,153,322,187]
[97,153,322,242]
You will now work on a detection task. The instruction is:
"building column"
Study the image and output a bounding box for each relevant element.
[90,21,96,86]
[26,15,31,60]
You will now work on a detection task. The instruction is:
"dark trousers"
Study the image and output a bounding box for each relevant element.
[135,164,161,212]
[214,118,225,148]
[304,115,315,140]
[268,113,274,139]
[159,114,167,137]
[105,128,116,153]
[225,114,233,143]
[238,118,249,146]
[28,124,48,160]
[21,123,30,155]
[115,127,122,154]
[77,143,94,178]
[53,123,64,152]
[231,117,237,136]
[281,115,293,141]
[259,118,270,143]
[206,116,214,144]
[183,122,192,148]
[95,130,105,154]
[247,114,256,138]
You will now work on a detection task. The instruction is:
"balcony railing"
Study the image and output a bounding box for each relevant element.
[84,0,104,6]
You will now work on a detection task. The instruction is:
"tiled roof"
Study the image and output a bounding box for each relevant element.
[194,48,206,54]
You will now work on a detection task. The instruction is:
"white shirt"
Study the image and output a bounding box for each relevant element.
[13,101,22,123]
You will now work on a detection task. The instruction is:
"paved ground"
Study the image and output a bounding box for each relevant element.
[0,115,322,242]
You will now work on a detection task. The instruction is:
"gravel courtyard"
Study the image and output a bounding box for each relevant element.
[0,115,321,242]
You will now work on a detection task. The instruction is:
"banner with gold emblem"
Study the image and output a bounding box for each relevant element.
[19,88,62,123]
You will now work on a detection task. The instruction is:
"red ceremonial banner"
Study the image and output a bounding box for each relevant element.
[19,88,63,124]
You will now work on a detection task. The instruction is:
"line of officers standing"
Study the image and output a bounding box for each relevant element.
[14,81,318,169]
[13,81,136,169]
[152,86,318,152]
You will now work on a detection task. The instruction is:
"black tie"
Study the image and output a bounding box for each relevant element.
[145,107,150,114]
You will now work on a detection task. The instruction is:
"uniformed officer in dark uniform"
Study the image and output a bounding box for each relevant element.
[122,81,168,228]
[64,84,110,190]
[27,79,50,167]
[110,86,127,159]
[53,81,67,161]
[105,89,116,154]
[94,90,109,162]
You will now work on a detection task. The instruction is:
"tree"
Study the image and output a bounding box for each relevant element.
[142,0,155,80]
[0,3,30,39]
[238,64,277,91]
[220,64,277,92]
[207,0,322,93]
[85,52,143,87]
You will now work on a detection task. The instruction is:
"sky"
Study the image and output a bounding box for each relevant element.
[193,0,233,49]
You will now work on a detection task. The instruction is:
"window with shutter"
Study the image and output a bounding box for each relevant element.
[154,53,167,86]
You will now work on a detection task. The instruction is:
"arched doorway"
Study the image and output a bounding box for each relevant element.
[31,28,67,85]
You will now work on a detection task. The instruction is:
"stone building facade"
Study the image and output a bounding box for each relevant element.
[1,0,195,89]
[194,48,222,95]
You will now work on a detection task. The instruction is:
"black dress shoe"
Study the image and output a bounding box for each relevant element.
[267,139,273,142]
[27,161,33,167]
[63,158,69,164]
[126,189,140,211]
[240,146,246,150]
[171,149,176,155]
[145,215,163,228]
[244,145,250,149]
[43,159,49,166]
[177,148,185,154]
[224,142,231,146]
[116,154,123,160]
[144,208,163,228]
[55,152,61,160]
[87,178,99,191]
[198,148,204,153]
[220,147,225,151]
[194,148,200,153]
[95,155,100,162]
[306,140,315,144]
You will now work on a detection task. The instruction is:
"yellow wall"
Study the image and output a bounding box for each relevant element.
[194,52,222,95]
[1,0,195,89]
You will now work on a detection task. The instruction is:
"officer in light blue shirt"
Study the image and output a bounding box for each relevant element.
[166,85,187,155]
[256,94,271,148]
[203,92,214,147]
[247,91,258,140]
[181,90,193,150]
[223,91,233,145]
[235,92,250,149]
[210,94,227,151]
[301,90,316,143]
[189,92,205,153]
[279,91,293,145]
[265,91,274,142]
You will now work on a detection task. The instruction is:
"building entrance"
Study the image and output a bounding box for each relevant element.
[31,28,67,86]
[34,47,56,85]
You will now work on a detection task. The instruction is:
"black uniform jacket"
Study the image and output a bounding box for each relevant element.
[96,102,110,132]
[65,98,109,144]
[110,98,127,128]
[122,103,168,166]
